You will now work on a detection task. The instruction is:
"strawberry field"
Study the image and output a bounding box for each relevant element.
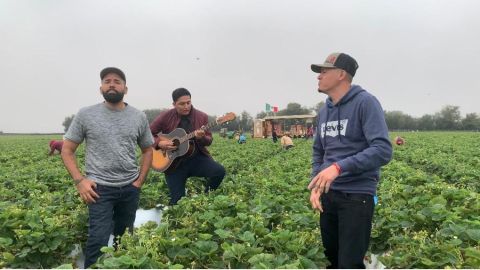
[0,132,479,268]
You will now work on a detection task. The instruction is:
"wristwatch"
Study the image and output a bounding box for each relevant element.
[74,177,85,185]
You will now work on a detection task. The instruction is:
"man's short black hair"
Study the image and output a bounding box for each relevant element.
[172,88,191,102]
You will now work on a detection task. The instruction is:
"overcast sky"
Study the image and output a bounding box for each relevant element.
[1,0,479,133]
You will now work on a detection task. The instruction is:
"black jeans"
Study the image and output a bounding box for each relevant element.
[320,190,374,269]
[165,153,225,205]
[84,183,139,268]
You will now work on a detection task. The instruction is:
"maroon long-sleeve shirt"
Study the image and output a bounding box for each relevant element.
[149,107,213,156]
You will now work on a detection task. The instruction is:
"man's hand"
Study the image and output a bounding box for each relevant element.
[308,164,340,212]
[194,129,206,139]
[310,187,323,212]
[158,139,177,151]
[132,179,142,189]
[76,178,99,204]
[307,164,340,195]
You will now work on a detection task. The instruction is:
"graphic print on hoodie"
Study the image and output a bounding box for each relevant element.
[320,119,348,138]
[312,85,393,195]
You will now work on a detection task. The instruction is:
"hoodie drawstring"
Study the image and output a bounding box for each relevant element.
[323,108,329,147]
[338,105,341,142]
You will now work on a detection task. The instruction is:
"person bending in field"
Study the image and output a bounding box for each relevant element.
[238,133,247,144]
[305,126,314,139]
[280,131,294,150]
[395,136,405,145]
[49,140,64,155]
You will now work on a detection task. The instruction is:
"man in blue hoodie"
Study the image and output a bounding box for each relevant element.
[307,52,392,268]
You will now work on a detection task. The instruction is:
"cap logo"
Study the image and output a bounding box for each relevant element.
[326,55,337,64]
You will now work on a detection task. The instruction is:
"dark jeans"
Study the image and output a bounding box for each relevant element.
[320,190,374,269]
[84,183,140,268]
[165,153,225,205]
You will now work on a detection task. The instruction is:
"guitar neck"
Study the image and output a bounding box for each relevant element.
[182,121,218,142]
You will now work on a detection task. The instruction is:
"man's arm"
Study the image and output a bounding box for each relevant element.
[309,125,334,211]
[149,112,178,150]
[61,140,84,182]
[336,97,393,174]
[195,129,213,146]
[195,113,213,146]
[150,112,165,149]
[311,125,325,178]
[132,146,153,188]
[61,139,99,203]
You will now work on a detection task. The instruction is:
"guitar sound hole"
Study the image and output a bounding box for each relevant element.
[172,139,180,147]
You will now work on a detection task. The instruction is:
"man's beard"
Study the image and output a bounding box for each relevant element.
[103,90,124,104]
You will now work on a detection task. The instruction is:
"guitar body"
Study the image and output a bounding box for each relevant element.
[151,128,195,173]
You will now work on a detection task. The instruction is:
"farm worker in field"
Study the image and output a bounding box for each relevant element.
[280,131,294,150]
[272,128,278,143]
[308,53,393,268]
[61,67,154,268]
[48,140,63,155]
[395,136,405,145]
[238,133,247,144]
[150,88,226,205]
[305,126,314,139]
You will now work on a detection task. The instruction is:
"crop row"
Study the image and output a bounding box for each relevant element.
[373,159,480,268]
[392,132,480,191]
[1,133,479,268]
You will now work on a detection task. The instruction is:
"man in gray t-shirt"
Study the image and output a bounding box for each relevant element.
[61,67,154,268]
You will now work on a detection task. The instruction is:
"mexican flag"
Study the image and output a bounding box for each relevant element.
[266,103,278,113]
[265,103,271,112]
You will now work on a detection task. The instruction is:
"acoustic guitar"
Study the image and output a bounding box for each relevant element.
[151,112,236,172]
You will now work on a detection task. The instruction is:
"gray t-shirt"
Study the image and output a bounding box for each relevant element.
[65,103,154,187]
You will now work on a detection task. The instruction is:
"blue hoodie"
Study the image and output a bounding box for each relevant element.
[311,85,392,195]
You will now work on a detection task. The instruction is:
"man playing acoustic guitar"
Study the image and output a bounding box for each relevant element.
[150,88,226,205]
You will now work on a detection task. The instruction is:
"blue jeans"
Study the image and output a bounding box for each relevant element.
[165,153,225,205]
[84,183,139,268]
[320,190,374,269]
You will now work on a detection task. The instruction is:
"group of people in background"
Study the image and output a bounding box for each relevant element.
[50,51,392,268]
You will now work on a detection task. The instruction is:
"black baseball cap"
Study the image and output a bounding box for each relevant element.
[311,52,359,77]
[100,67,126,82]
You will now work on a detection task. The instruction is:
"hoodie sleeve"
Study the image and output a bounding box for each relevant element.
[311,125,325,178]
[336,96,392,174]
